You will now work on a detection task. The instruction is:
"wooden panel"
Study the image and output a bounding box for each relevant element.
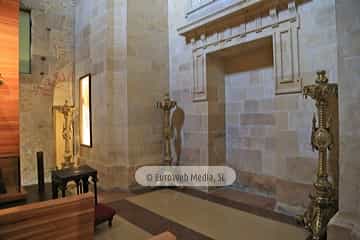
[0,0,20,156]
[0,193,95,240]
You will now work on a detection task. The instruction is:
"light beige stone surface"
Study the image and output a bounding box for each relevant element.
[328,0,360,239]
[20,0,75,185]
[328,212,360,240]
[128,189,308,240]
[16,1,360,234]
[75,0,129,189]
[75,0,168,190]
[95,216,152,240]
[168,0,337,213]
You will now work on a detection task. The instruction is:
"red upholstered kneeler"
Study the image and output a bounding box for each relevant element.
[95,203,116,227]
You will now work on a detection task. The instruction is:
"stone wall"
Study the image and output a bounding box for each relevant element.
[169,0,206,166]
[75,0,169,190]
[20,0,75,185]
[127,0,169,181]
[169,0,338,214]
[336,0,360,219]
[75,0,129,189]
[328,0,360,239]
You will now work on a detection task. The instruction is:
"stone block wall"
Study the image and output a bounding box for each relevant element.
[169,0,338,214]
[20,0,75,185]
[127,0,169,177]
[207,55,226,166]
[75,0,130,189]
[169,0,206,167]
[75,0,169,190]
[336,0,360,218]
[225,64,317,212]
[328,0,360,239]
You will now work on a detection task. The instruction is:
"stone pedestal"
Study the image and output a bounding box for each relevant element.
[328,212,360,240]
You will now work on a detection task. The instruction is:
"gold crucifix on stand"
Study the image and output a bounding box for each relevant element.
[299,71,339,240]
[58,100,75,169]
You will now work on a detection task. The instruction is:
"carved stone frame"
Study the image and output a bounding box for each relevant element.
[186,0,216,17]
[181,1,303,101]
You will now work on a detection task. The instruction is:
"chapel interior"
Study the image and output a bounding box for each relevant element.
[0,0,359,239]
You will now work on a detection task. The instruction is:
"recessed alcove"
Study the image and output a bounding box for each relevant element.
[218,36,273,73]
[206,36,276,189]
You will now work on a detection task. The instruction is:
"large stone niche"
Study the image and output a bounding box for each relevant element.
[206,36,275,169]
[181,1,303,102]
[171,0,337,215]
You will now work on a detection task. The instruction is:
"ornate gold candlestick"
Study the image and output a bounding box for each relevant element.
[59,100,75,169]
[301,71,338,240]
[156,94,177,165]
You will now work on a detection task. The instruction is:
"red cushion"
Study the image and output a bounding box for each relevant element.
[95,204,116,223]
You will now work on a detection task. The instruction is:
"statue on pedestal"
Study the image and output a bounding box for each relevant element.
[59,100,75,169]
[156,94,179,165]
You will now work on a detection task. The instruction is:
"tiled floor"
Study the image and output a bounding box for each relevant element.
[5,185,308,240]
[98,189,135,204]
[95,216,152,240]
[210,188,276,211]
[99,189,308,240]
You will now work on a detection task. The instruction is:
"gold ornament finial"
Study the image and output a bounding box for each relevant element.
[300,71,338,240]
[316,70,328,84]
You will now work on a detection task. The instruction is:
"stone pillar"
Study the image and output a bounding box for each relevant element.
[328,0,360,239]
[207,54,226,166]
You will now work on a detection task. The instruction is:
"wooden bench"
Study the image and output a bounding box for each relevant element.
[0,193,95,240]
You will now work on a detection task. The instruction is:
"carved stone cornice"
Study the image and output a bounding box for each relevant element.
[179,0,307,40]
[186,0,216,16]
[182,0,307,101]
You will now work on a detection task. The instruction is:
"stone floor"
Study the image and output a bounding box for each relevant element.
[210,188,276,211]
[98,186,277,210]
[95,216,152,240]
[98,188,135,204]
[13,184,275,209]
[96,189,308,240]
[1,184,308,239]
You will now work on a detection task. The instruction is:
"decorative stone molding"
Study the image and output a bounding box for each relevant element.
[180,0,306,37]
[192,48,207,101]
[186,0,216,16]
[273,19,302,94]
[179,0,304,101]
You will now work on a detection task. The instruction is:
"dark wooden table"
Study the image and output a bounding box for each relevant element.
[51,165,98,204]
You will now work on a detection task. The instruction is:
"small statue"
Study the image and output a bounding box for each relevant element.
[171,106,185,165]
[59,100,75,169]
[156,94,177,165]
